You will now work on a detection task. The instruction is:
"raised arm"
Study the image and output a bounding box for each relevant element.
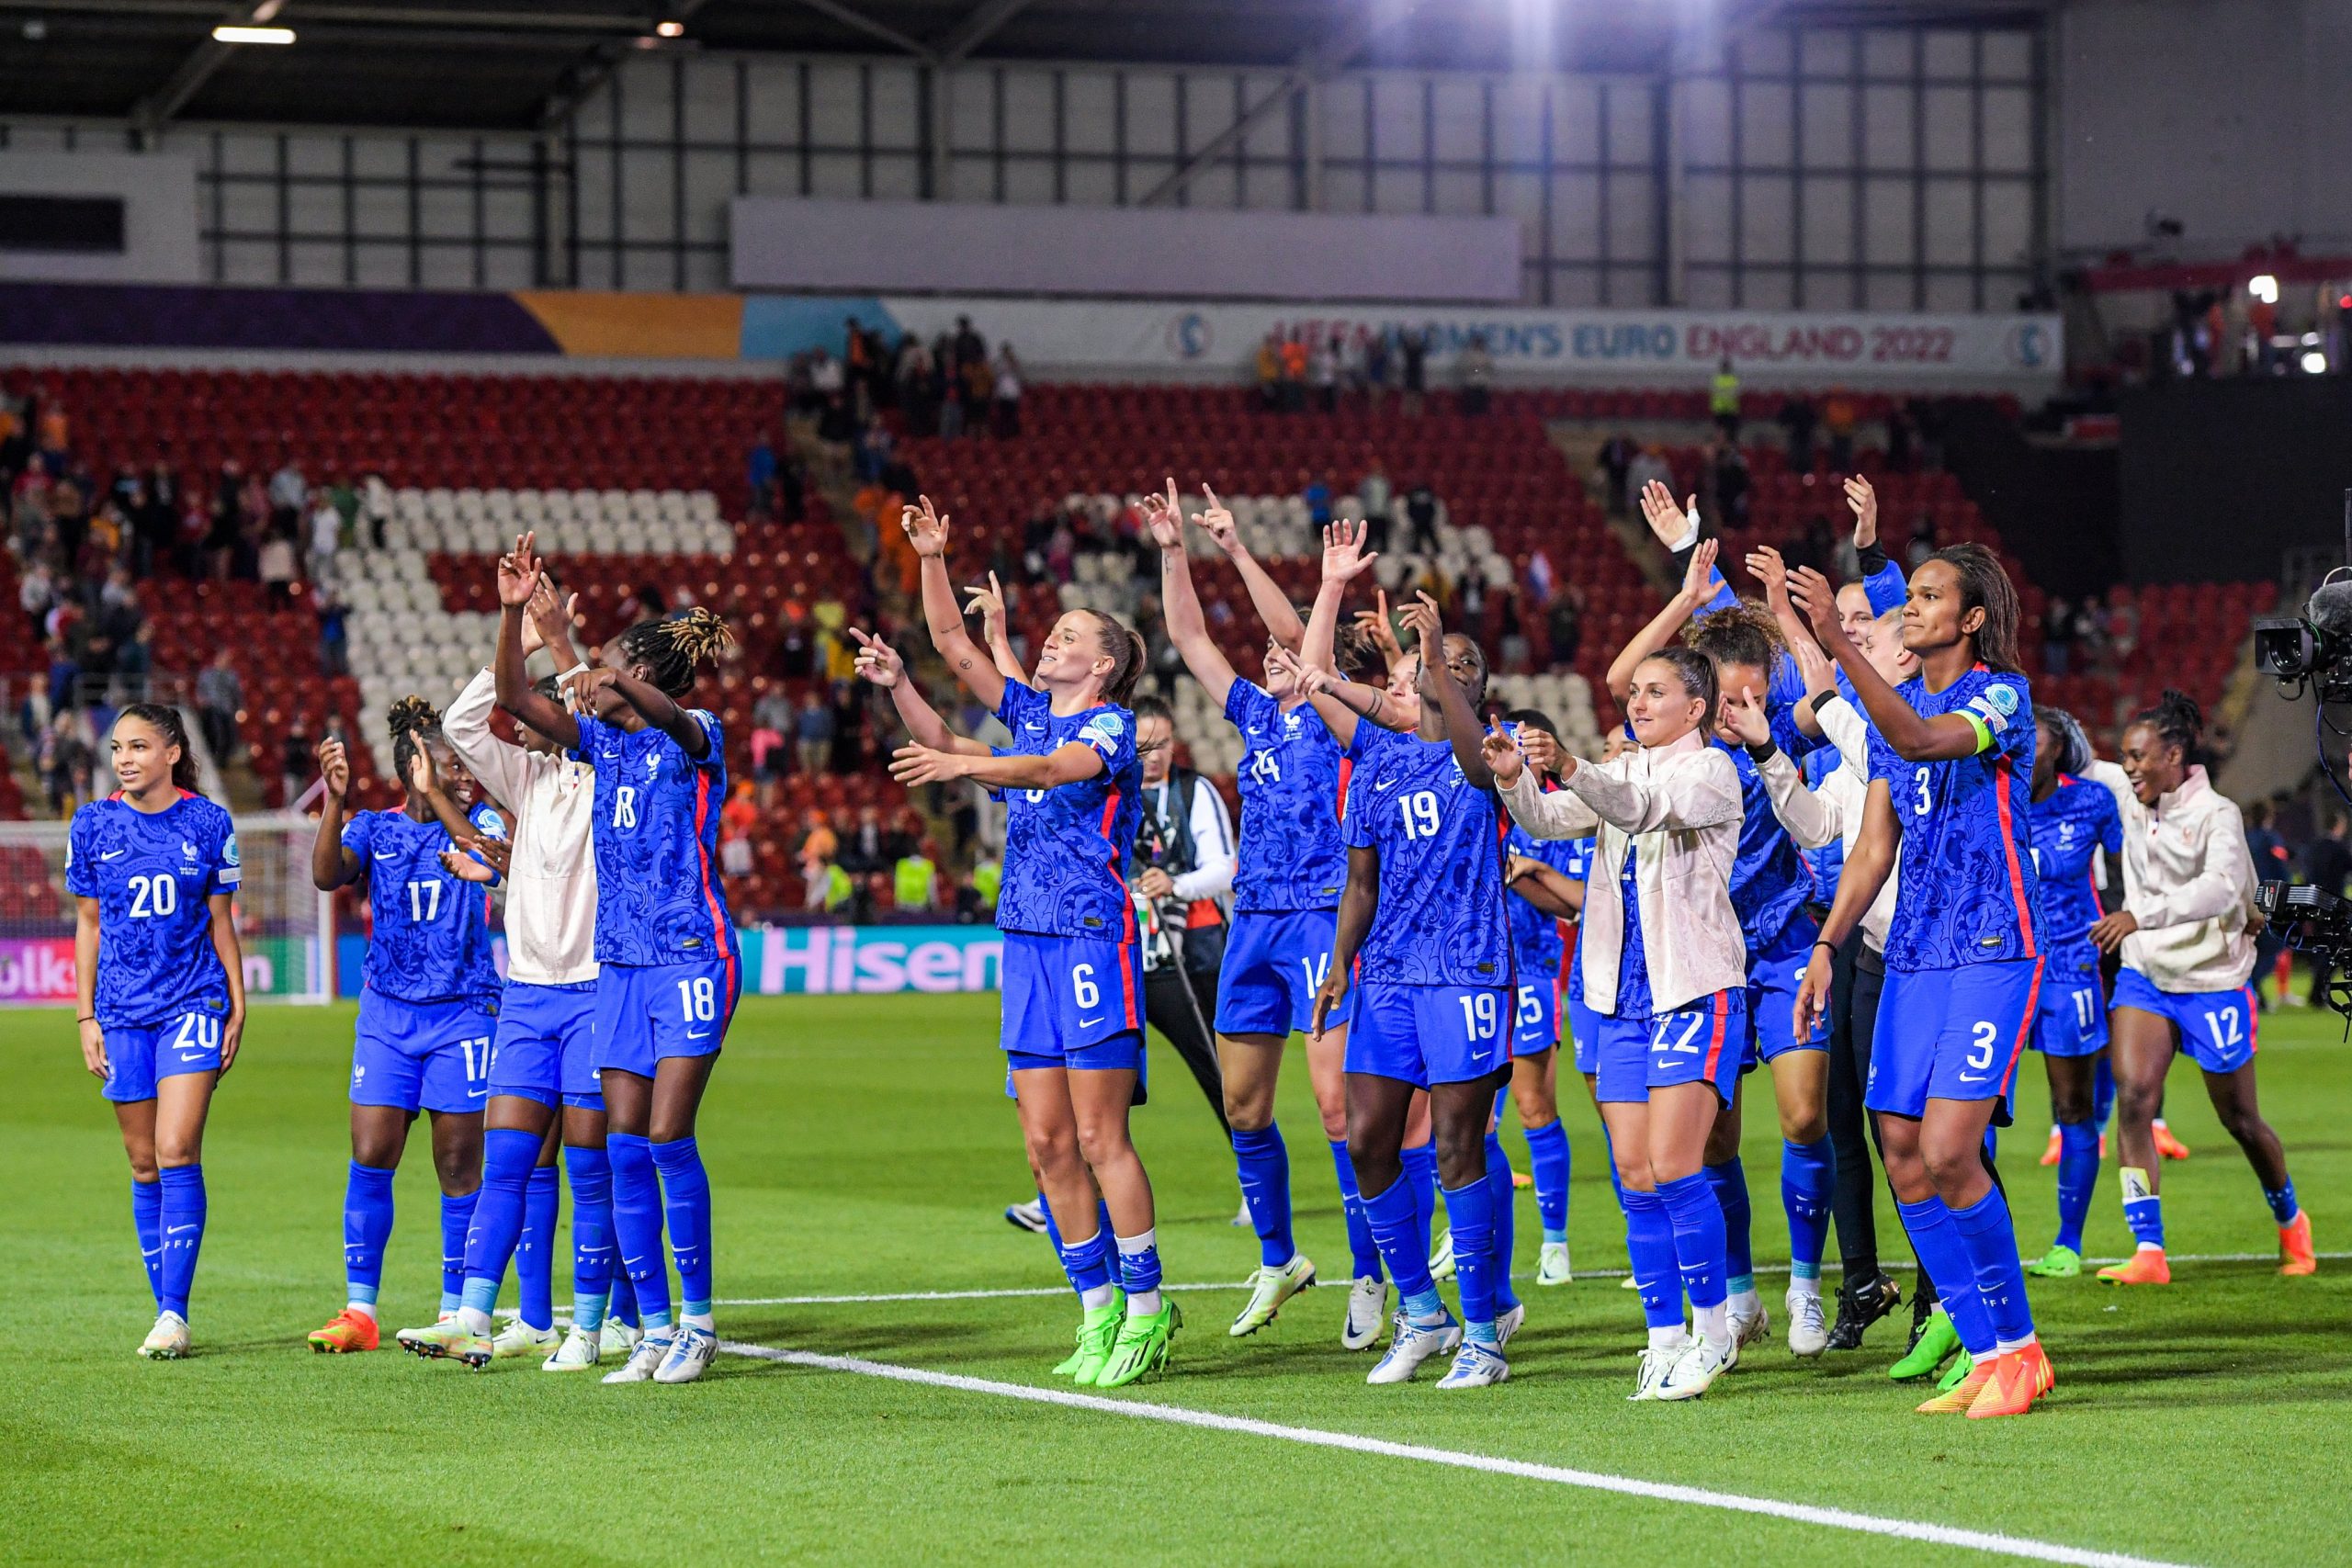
[1485,731,1604,839]
[1191,483,1306,649]
[890,739,1104,793]
[851,627,989,756]
[406,739,489,849]
[904,494,1008,711]
[1846,476,1907,615]
[1148,479,1239,708]
[1401,591,1493,789]
[1608,537,1715,704]
[962,571,1030,687]
[596,669,710,761]
[310,737,361,890]
[492,533,578,753]
[1788,564,1981,762]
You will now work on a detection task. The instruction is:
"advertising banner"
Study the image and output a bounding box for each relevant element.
[0,935,321,1005]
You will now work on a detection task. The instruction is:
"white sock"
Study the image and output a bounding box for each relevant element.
[458,1305,494,1336]
[345,1301,377,1322]
[1126,1289,1162,1317]
[2048,1122,2061,1137]
[1729,1286,1761,1318]
[1646,1325,1688,1352]
[683,1311,715,1333]
[1995,1331,2039,1354]
[1693,1301,1729,1346]
[1786,1276,1820,1298]
[1078,1282,1114,1312]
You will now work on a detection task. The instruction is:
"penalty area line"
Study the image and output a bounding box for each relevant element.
[718,1339,2196,1568]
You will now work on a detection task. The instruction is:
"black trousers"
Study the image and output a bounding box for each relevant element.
[1146,960,1229,1137]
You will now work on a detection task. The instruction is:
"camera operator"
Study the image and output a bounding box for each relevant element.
[1132,697,1237,1137]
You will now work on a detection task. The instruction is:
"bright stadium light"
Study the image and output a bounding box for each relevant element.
[656,18,685,37]
[212,24,295,43]
[2250,274,2280,304]
[2303,350,2329,375]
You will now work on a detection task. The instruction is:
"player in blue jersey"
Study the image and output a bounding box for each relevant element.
[1497,709,1586,1290]
[1303,586,1518,1391]
[2018,706,2122,1280]
[1143,483,1356,1341]
[492,533,740,1385]
[307,697,503,1355]
[71,704,245,1360]
[868,496,1176,1389]
[1791,545,2054,1419]
[1611,509,1842,1360]
[1492,632,1750,1402]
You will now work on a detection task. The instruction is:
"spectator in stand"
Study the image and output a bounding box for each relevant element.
[1597,431,1635,515]
[1548,582,1585,664]
[306,487,342,584]
[266,456,306,536]
[796,808,839,911]
[796,689,833,776]
[1708,437,1750,531]
[1458,332,1494,415]
[937,356,967,441]
[2302,815,2352,1005]
[2043,593,2075,675]
[826,677,864,773]
[1905,510,1937,570]
[751,685,794,807]
[173,492,209,579]
[1366,327,1394,410]
[1303,470,1332,531]
[1309,333,1340,413]
[1624,444,1671,513]
[196,647,242,767]
[1885,401,1916,471]
[1822,387,1859,468]
[968,849,1001,916]
[1339,328,1368,402]
[991,346,1023,438]
[1359,458,1393,553]
[894,840,940,913]
[316,585,349,677]
[358,470,393,549]
[1777,392,1816,468]
[807,346,845,411]
[18,556,53,640]
[1403,480,1440,555]
[1400,327,1428,415]
[279,718,312,807]
[1278,333,1309,413]
[44,633,78,719]
[1710,356,1741,439]
[40,707,92,818]
[2073,592,2109,671]
[748,434,778,519]
[2108,592,2140,666]
[720,780,758,880]
[1255,334,1282,412]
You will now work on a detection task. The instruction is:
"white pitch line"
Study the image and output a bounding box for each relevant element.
[718,1339,2195,1568]
[694,1248,2345,1309]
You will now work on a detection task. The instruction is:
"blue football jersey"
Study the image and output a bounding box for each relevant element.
[1868,666,2044,971]
[2029,773,2122,960]
[65,793,240,1029]
[1341,733,1511,987]
[571,710,739,969]
[992,681,1143,941]
[342,801,503,1005]
[1613,840,1654,1016]
[1225,681,1347,913]
[1718,701,1818,952]
[1505,825,1586,978]
[1559,835,1598,1005]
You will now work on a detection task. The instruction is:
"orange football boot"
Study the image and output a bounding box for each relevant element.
[1916,1355,1996,1413]
[2097,1247,2170,1285]
[2279,1212,2318,1277]
[1965,1343,2054,1420]
[2038,1128,2063,1168]
[2152,1122,2191,1161]
[308,1306,379,1353]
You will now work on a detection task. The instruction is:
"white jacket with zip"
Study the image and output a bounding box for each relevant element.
[445,667,600,987]
[1499,728,1747,1014]
[2083,760,2255,992]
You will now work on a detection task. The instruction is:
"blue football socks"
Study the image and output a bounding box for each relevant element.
[1705,1156,1754,1299]
[2120,1166,2165,1250]
[2052,1120,2098,1252]
[1054,1218,1114,1310]
[1620,1186,1685,1332]
[2091,1053,2116,1136]
[1442,1177,1499,1342]
[1329,1139,1383,1280]
[1114,1227,1163,1315]
[1523,1118,1570,1244]
[519,1164,559,1331]
[563,1144,616,1333]
[1363,1175,1441,1318]
[132,1178,164,1310]
[650,1136,714,1325]
[1897,1195,1996,1357]
[1400,1142,1438,1260]
[1482,1132,1521,1314]
[1780,1137,1836,1284]
[1949,1186,2036,1348]
[458,1126,537,1329]
[342,1160,396,1309]
[606,1133,671,1331]
[2265,1176,2301,1226]
[1231,1123,1295,1269]
[438,1189,479,1315]
[157,1164,205,1319]
[1658,1171,1730,1324]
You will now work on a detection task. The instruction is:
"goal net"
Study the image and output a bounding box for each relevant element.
[0,813,333,1007]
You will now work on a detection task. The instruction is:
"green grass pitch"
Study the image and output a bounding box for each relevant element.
[6,993,2349,1565]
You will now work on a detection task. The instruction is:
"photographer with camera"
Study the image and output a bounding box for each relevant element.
[2083,692,2316,1284]
[1130,696,1238,1143]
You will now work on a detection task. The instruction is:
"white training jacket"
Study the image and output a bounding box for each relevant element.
[2082,760,2256,993]
[1757,694,1898,953]
[1500,727,1747,1015]
[445,667,600,987]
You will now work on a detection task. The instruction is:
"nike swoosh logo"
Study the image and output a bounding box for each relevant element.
[468,1088,488,1098]
[685,1030,711,1041]
[167,1224,199,1235]
[1958,1073,1990,1083]
[175,1051,207,1061]
[1372,779,1396,791]
[1079,1016,1103,1028]
[100,849,127,860]
[373,852,397,860]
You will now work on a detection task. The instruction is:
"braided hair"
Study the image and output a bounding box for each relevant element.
[2036,705,2095,776]
[2132,688,2203,768]
[386,694,442,786]
[115,701,200,795]
[1927,542,2024,674]
[616,606,735,699]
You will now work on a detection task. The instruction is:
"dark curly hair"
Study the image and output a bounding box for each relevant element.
[115,701,200,795]
[2036,705,2094,776]
[386,694,443,788]
[2130,688,2203,768]
[1682,597,1784,690]
[616,606,735,699]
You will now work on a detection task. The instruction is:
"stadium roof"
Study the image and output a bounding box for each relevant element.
[0,0,2052,134]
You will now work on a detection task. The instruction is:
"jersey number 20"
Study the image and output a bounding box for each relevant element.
[128,873,177,919]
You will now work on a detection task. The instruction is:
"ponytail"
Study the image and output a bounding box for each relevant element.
[386,694,442,786]
[2132,688,2204,768]
[616,605,736,698]
[1086,609,1147,708]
